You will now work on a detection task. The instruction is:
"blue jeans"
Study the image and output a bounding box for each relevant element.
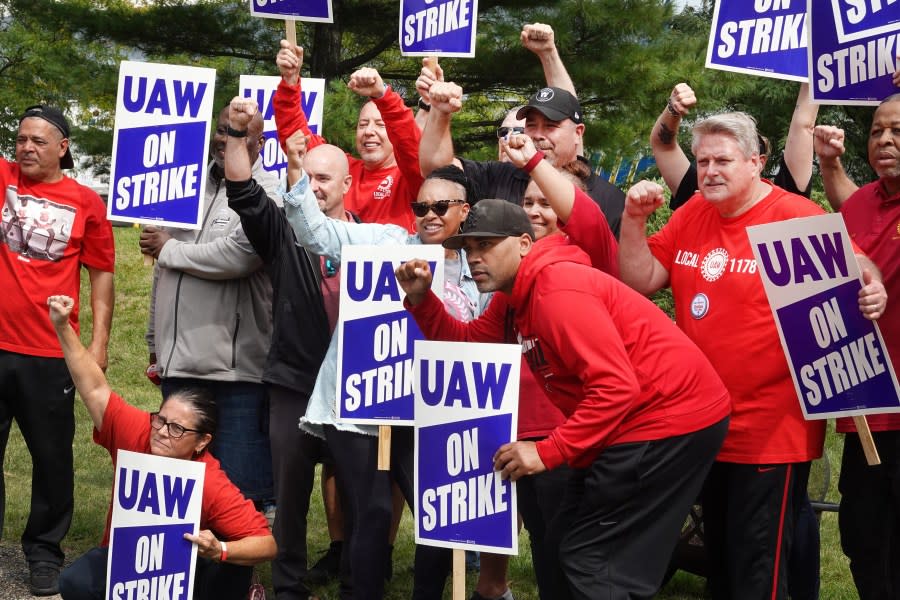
[59,546,252,600]
[162,378,274,502]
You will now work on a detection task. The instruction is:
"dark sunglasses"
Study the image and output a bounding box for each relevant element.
[150,412,203,439]
[410,200,466,217]
[496,126,525,139]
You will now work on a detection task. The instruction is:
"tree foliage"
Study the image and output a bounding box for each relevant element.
[0,0,881,185]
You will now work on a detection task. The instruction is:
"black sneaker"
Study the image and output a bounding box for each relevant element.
[29,562,60,596]
[305,541,341,585]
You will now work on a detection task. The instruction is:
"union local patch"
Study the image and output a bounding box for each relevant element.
[700,247,729,282]
[690,293,709,319]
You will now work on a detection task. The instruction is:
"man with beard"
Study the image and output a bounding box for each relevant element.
[140,104,278,525]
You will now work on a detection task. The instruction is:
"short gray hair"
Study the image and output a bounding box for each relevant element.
[691,111,760,159]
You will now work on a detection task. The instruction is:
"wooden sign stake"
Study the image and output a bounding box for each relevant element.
[852,415,881,466]
[284,19,297,46]
[452,548,465,600]
[377,425,392,471]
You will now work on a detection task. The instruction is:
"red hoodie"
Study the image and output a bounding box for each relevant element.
[406,235,731,469]
[273,79,423,231]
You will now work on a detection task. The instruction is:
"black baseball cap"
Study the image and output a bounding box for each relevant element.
[443,199,535,250]
[516,87,583,125]
[19,105,75,169]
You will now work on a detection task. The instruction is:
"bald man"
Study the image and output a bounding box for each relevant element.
[227,128,358,600]
[140,103,279,527]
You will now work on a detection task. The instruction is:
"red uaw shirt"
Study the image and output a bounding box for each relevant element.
[837,179,900,433]
[0,158,115,357]
[648,183,828,463]
[406,235,730,469]
[274,79,423,232]
[94,392,270,546]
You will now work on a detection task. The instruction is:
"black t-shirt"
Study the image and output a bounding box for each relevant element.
[670,155,811,210]
[458,156,625,238]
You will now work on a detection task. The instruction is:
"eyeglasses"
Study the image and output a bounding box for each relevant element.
[496,126,525,139]
[410,200,466,217]
[150,412,203,439]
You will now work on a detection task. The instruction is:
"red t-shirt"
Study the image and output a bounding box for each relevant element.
[649,184,826,463]
[837,180,900,433]
[274,80,423,232]
[93,392,270,546]
[0,158,115,357]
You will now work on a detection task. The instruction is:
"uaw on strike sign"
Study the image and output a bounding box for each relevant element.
[335,245,445,425]
[107,450,204,600]
[748,213,900,418]
[414,341,519,554]
[809,0,900,104]
[108,61,215,229]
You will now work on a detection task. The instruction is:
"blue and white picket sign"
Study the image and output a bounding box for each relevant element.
[335,245,445,425]
[107,61,216,229]
[809,0,900,105]
[239,75,326,182]
[747,213,900,419]
[250,0,333,22]
[706,0,809,81]
[107,450,205,600]
[414,341,519,555]
[108,61,215,229]
[400,0,478,57]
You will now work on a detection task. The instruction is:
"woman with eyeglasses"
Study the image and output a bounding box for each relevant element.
[277,140,483,599]
[46,295,276,600]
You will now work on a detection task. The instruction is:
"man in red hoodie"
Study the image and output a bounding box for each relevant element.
[395,199,731,600]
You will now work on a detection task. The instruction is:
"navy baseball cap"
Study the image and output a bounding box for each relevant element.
[19,105,75,169]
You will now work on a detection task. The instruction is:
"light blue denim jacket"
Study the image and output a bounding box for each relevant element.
[281,173,485,437]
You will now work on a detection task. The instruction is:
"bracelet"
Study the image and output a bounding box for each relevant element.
[665,98,681,118]
[220,541,228,562]
[418,98,431,112]
[226,126,248,138]
[522,151,545,174]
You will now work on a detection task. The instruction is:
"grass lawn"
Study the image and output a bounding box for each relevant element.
[1,226,859,598]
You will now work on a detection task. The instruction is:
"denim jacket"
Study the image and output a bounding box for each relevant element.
[281,173,484,437]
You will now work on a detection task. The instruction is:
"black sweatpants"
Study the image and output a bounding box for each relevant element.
[703,460,812,600]
[0,351,75,566]
[545,418,728,600]
[517,458,571,600]
[268,384,322,600]
[839,431,900,600]
[325,425,448,600]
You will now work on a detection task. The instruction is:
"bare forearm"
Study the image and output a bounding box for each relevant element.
[617,215,668,294]
[530,160,575,222]
[224,136,252,182]
[650,111,691,194]
[538,48,575,95]
[420,110,455,176]
[223,535,276,566]
[55,322,109,430]
[783,83,818,192]
[820,159,858,210]
[88,269,114,350]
